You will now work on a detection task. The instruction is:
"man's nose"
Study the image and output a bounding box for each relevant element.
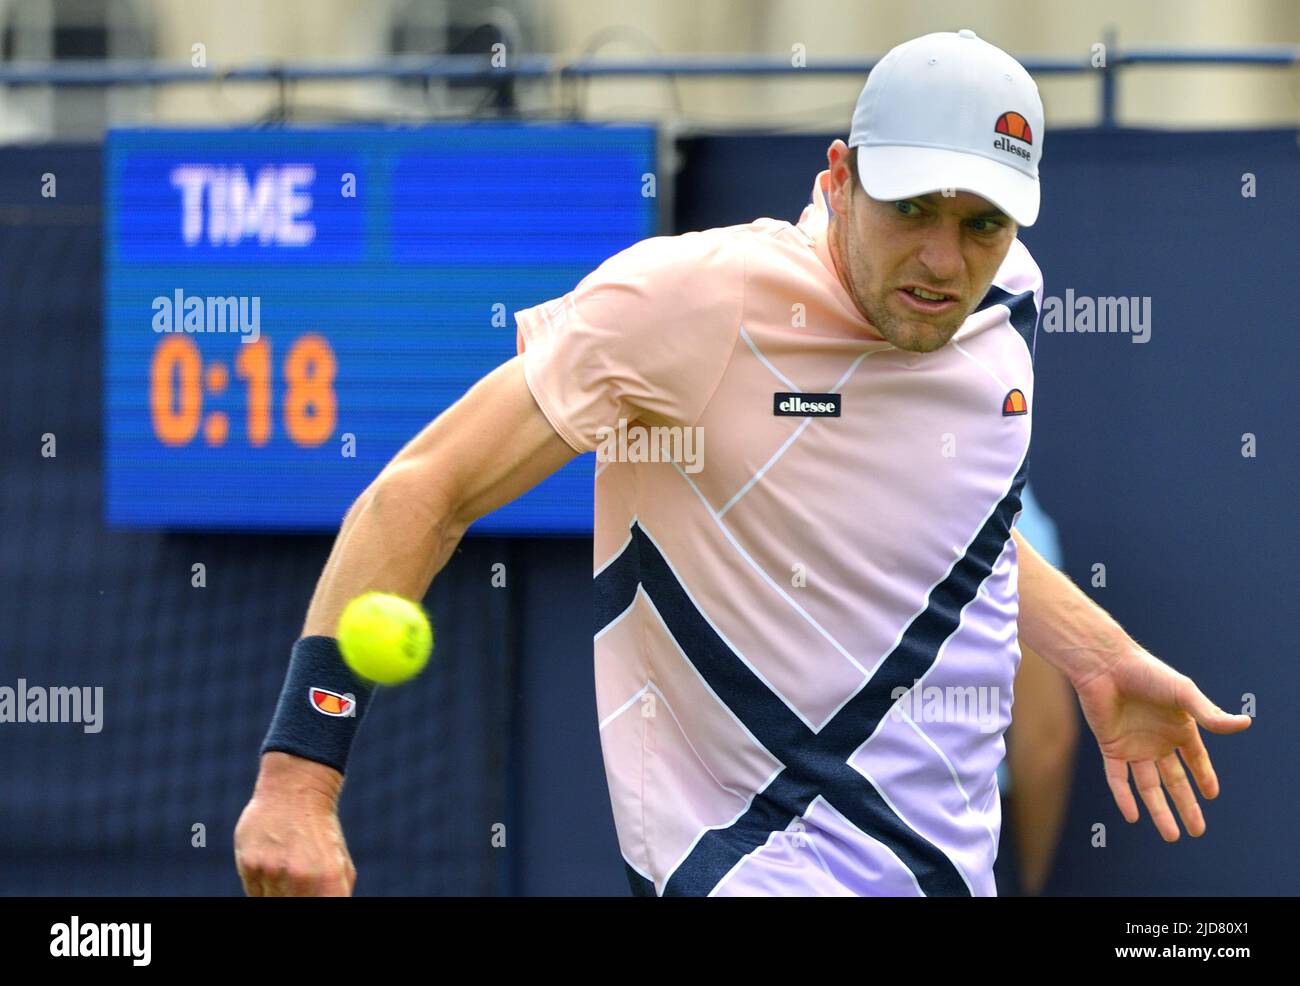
[915,222,964,282]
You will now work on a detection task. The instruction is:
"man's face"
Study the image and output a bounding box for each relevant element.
[826,141,1019,353]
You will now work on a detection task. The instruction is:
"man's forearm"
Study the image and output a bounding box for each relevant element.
[1013,528,1130,688]
[301,463,466,638]
[255,464,465,790]
[298,357,578,640]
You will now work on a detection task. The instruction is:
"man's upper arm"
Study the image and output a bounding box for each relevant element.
[512,230,745,451]
[378,354,579,528]
[379,232,743,529]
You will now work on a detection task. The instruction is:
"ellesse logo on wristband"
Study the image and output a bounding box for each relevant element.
[773,392,841,417]
[309,687,356,717]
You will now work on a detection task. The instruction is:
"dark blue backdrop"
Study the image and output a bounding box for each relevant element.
[0,129,1294,895]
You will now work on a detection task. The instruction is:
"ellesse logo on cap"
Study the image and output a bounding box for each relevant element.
[1002,389,1028,416]
[773,392,841,417]
[993,111,1033,161]
[994,111,1033,143]
[309,687,356,717]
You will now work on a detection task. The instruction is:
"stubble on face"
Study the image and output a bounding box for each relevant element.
[827,167,1017,354]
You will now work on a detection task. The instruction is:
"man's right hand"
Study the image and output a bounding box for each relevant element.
[234,752,356,896]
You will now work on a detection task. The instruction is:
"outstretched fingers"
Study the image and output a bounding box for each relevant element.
[1132,759,1180,842]
[1157,751,1205,837]
[1104,756,1140,824]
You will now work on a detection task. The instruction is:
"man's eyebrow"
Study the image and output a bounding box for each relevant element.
[911,193,1010,220]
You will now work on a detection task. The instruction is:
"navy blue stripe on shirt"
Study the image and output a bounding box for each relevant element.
[592,455,1029,897]
[977,286,1039,359]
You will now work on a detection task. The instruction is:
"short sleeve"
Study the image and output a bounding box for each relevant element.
[513,229,744,453]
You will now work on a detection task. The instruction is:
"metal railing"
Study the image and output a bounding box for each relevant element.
[0,38,1295,129]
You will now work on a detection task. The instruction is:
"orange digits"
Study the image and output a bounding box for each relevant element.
[235,339,272,446]
[284,334,337,447]
[150,336,202,446]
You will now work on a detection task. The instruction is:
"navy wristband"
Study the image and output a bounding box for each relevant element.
[260,635,376,774]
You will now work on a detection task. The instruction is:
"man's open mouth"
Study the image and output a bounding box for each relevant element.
[897,285,959,313]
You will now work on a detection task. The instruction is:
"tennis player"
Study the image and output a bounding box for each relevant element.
[235,29,1250,897]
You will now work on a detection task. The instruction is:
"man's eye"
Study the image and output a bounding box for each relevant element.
[969,218,1005,233]
[894,201,919,216]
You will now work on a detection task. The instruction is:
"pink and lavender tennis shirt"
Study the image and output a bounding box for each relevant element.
[513,169,1044,896]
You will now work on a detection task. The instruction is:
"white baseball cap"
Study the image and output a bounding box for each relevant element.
[849,29,1044,226]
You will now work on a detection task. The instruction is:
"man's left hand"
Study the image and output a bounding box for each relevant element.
[1072,648,1251,841]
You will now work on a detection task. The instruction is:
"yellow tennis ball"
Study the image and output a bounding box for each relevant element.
[336,591,434,685]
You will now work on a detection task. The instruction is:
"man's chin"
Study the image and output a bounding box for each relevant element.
[880,318,959,353]
[897,336,948,354]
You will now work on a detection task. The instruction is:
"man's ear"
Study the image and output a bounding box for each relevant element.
[830,180,855,221]
[826,145,854,217]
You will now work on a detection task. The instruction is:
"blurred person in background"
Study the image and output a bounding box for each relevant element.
[995,484,1078,896]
